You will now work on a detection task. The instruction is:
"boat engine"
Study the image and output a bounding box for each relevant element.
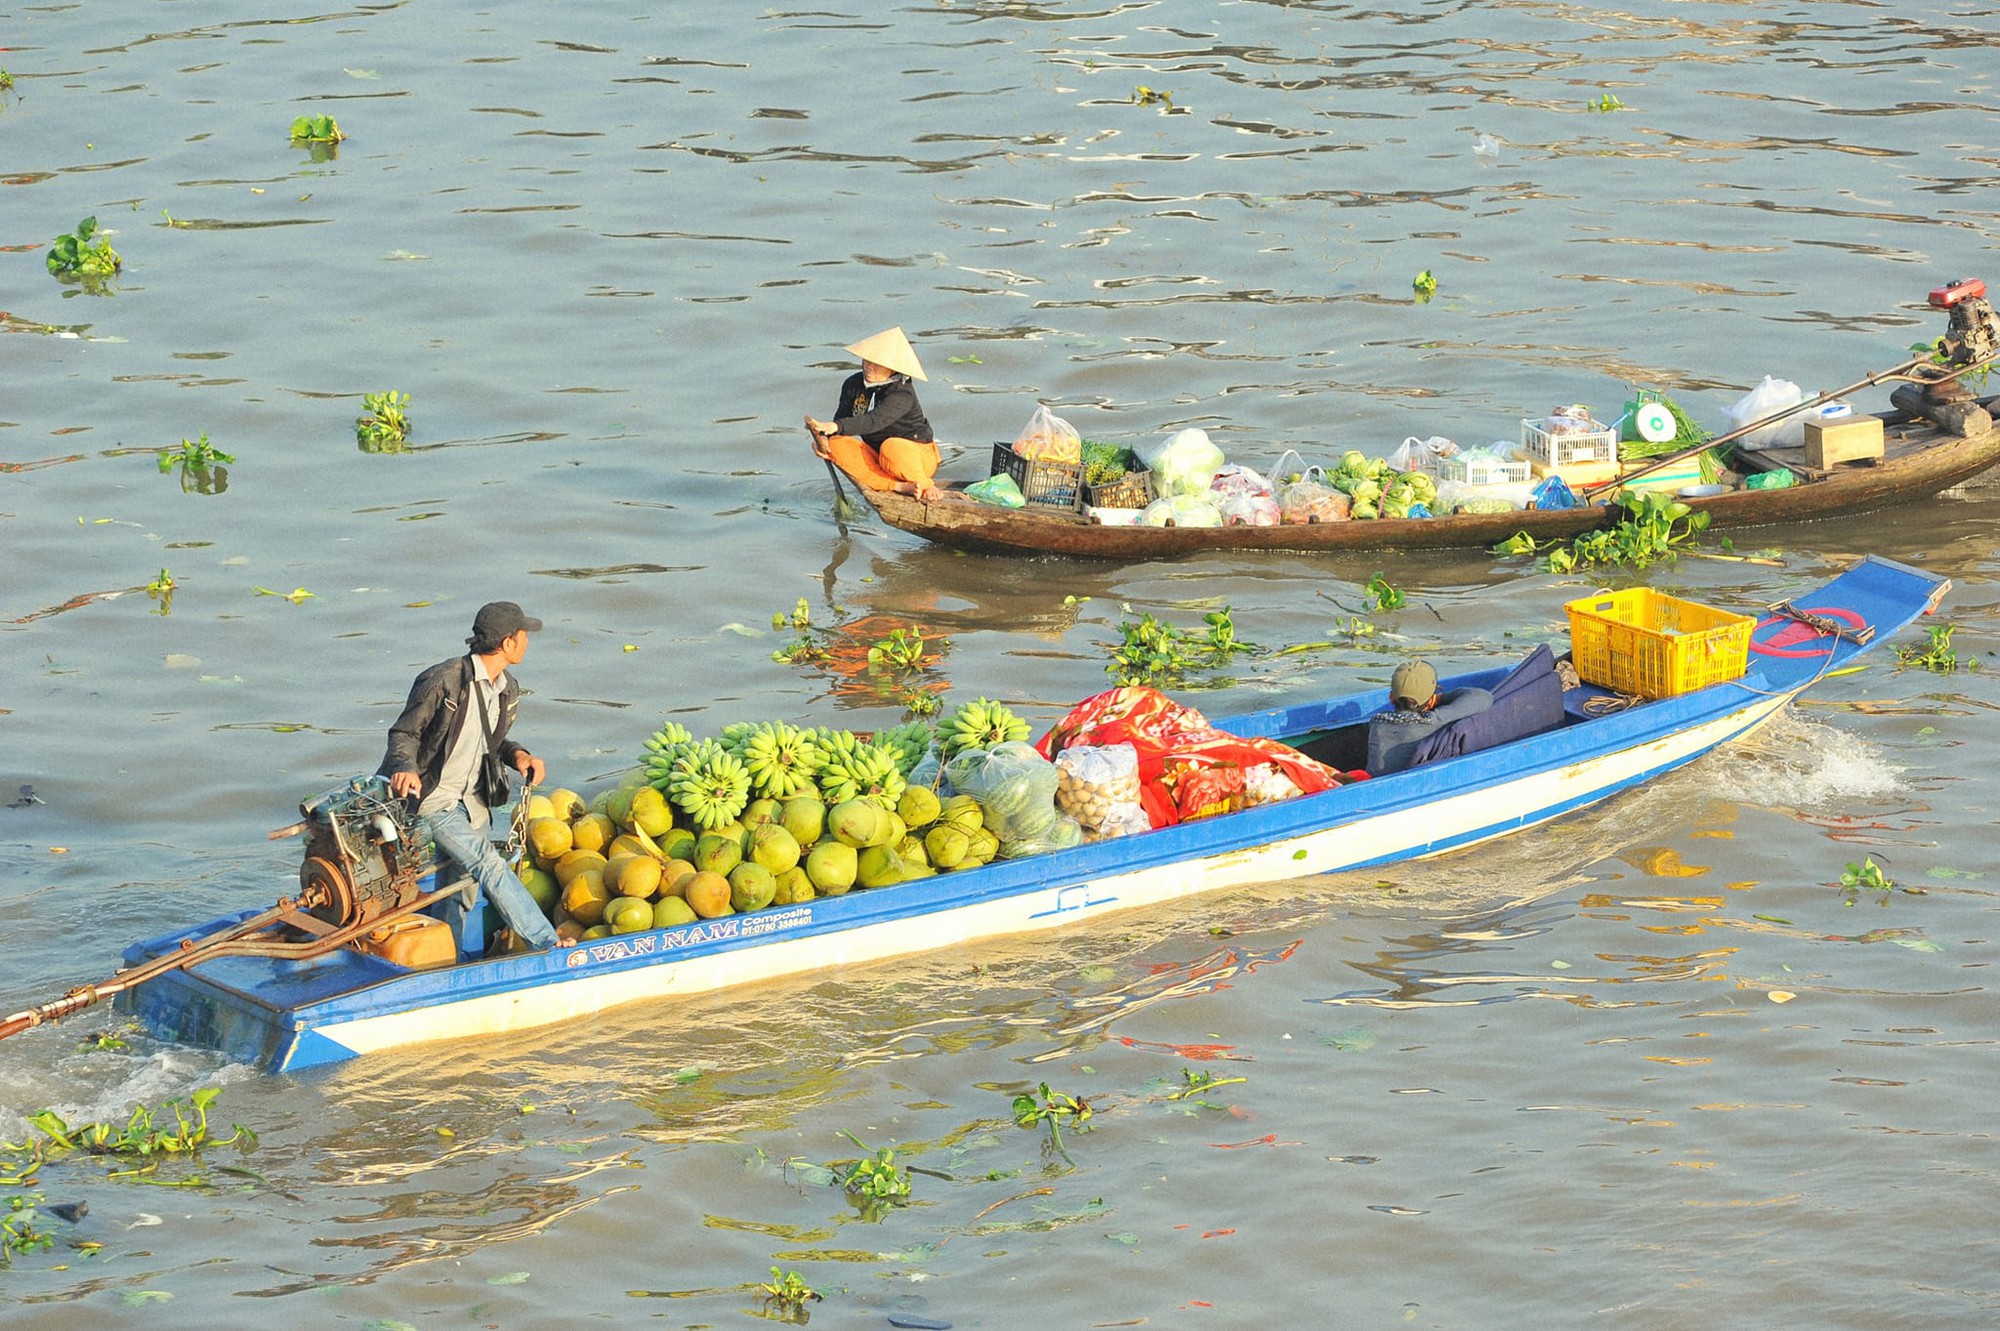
[290,776,434,935]
[1893,278,1999,436]
[1926,278,1999,370]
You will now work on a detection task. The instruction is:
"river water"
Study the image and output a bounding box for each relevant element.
[3,3,1997,1327]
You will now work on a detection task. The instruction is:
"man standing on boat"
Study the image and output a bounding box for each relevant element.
[805,326,944,502]
[1366,661,1494,776]
[380,601,562,958]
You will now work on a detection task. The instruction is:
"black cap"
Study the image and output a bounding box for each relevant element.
[471,601,543,646]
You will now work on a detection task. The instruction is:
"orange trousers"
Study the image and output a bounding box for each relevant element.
[822,434,939,492]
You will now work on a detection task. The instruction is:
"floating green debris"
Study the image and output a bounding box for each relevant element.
[1107,607,1253,687]
[833,1130,911,1210]
[1364,573,1405,612]
[1839,856,1894,903]
[1412,269,1437,302]
[1497,490,1709,571]
[288,113,345,143]
[157,433,233,495]
[757,1266,821,1318]
[1590,92,1626,112]
[1133,84,1175,111]
[1013,1081,1094,1164]
[356,389,412,453]
[46,216,121,282]
[1897,623,1975,674]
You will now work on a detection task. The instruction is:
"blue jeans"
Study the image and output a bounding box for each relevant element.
[421,802,559,957]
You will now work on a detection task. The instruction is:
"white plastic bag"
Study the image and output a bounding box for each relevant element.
[1217,491,1282,526]
[1014,404,1081,463]
[1136,427,1225,496]
[1209,463,1273,498]
[1139,493,1224,527]
[1274,466,1349,523]
[943,740,1062,844]
[1054,743,1146,833]
[1387,435,1458,474]
[1723,376,1810,449]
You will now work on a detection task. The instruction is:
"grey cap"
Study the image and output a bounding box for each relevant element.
[1390,660,1438,707]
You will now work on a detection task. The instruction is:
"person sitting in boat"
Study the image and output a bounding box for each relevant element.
[804,326,944,503]
[380,602,563,959]
[1365,660,1494,776]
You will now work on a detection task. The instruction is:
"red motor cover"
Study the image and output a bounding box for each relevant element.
[1928,278,1985,308]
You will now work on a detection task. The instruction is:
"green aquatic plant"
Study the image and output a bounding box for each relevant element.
[899,685,942,719]
[1412,269,1437,302]
[1496,490,1709,572]
[356,389,411,452]
[1133,84,1175,111]
[866,626,931,672]
[1839,856,1894,904]
[1590,92,1626,112]
[1364,573,1406,612]
[2,1195,52,1264]
[1012,1081,1094,1163]
[288,113,344,143]
[146,568,175,616]
[157,432,234,494]
[833,1130,911,1204]
[757,1266,821,1319]
[1106,607,1253,686]
[46,216,121,281]
[11,1087,255,1161]
[1896,623,1975,674]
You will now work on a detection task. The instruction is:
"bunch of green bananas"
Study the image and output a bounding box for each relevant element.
[666,739,751,830]
[939,697,1029,759]
[818,741,906,809]
[871,720,936,778]
[738,720,825,800]
[640,721,694,790]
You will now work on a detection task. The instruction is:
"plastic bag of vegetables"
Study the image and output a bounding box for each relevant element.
[965,473,1027,508]
[943,740,1080,856]
[1217,491,1282,526]
[1137,427,1225,496]
[1139,493,1225,527]
[1014,403,1082,463]
[1388,435,1458,474]
[1274,466,1349,523]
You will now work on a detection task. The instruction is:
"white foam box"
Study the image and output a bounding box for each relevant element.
[1803,415,1884,468]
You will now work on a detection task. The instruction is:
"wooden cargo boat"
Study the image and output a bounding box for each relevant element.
[90,557,1946,1074]
[854,408,2000,559]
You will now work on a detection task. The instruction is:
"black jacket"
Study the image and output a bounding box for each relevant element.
[833,371,933,445]
[377,655,525,800]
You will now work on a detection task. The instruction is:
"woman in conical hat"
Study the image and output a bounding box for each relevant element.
[805,327,943,503]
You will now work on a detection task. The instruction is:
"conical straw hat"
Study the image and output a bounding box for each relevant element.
[844,326,927,382]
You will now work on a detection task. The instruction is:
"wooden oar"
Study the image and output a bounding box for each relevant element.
[1581,357,1929,499]
[806,424,860,520]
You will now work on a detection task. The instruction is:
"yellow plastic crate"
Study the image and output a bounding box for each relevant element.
[1565,589,1753,699]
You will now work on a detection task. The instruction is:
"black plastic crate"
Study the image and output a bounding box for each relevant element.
[990,443,1083,512]
[1082,470,1155,510]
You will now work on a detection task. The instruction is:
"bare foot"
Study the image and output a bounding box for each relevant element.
[916,485,943,503]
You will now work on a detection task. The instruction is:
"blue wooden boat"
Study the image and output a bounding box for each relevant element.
[100,556,1943,1074]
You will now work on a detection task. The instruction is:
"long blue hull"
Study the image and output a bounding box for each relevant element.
[118,557,1947,1073]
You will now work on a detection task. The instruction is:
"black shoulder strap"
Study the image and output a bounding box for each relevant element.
[470,662,501,753]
